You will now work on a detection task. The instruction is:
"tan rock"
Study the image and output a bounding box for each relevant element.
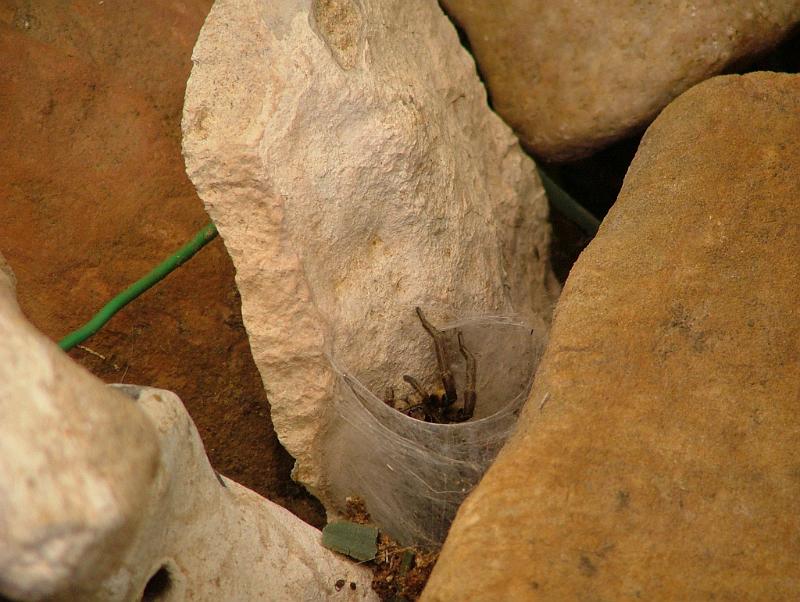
[0,252,14,293]
[0,261,375,601]
[0,261,159,600]
[183,0,557,512]
[423,72,800,600]
[0,0,294,521]
[441,0,800,161]
[104,386,377,601]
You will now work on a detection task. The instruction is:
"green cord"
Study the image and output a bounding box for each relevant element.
[59,222,219,351]
[58,179,592,352]
[536,167,601,236]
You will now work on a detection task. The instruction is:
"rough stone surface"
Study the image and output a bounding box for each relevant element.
[0,267,375,601]
[441,0,800,161]
[0,263,160,600]
[0,0,323,526]
[183,0,558,502]
[104,387,376,601]
[423,72,800,600]
[0,253,14,293]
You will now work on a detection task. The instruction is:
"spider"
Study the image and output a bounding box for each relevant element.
[384,307,477,423]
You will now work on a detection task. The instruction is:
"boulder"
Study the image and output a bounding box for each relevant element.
[183,0,558,511]
[441,0,800,161]
[0,261,159,600]
[0,252,14,292]
[0,256,375,601]
[0,1,307,519]
[423,72,800,599]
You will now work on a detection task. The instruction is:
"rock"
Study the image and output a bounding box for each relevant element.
[0,258,160,600]
[0,1,313,523]
[106,386,377,601]
[440,0,800,161]
[0,253,14,293]
[423,72,800,600]
[0,265,376,601]
[183,0,558,510]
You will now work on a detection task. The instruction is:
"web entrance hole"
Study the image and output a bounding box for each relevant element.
[322,315,548,546]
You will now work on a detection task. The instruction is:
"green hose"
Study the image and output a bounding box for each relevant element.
[58,179,592,352]
[536,167,601,236]
[58,222,218,351]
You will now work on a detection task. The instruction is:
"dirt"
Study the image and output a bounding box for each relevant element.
[342,497,438,602]
[0,0,323,527]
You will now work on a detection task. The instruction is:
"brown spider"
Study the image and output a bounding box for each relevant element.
[385,307,477,423]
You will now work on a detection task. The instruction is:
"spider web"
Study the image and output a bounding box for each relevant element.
[321,315,547,547]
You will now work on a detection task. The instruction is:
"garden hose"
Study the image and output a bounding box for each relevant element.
[58,222,218,351]
[536,167,601,236]
[58,181,593,352]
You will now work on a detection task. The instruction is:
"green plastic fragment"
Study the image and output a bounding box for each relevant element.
[399,549,415,575]
[321,521,378,562]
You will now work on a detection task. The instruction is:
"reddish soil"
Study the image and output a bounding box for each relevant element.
[0,0,324,527]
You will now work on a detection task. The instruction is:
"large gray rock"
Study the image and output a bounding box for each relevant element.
[441,0,800,161]
[0,256,375,601]
[183,0,558,507]
[423,72,800,600]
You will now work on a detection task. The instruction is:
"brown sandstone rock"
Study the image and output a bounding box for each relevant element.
[0,1,321,524]
[441,0,800,161]
[423,72,800,600]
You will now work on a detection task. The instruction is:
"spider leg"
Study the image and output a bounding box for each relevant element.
[383,386,395,407]
[457,330,476,419]
[415,306,458,405]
